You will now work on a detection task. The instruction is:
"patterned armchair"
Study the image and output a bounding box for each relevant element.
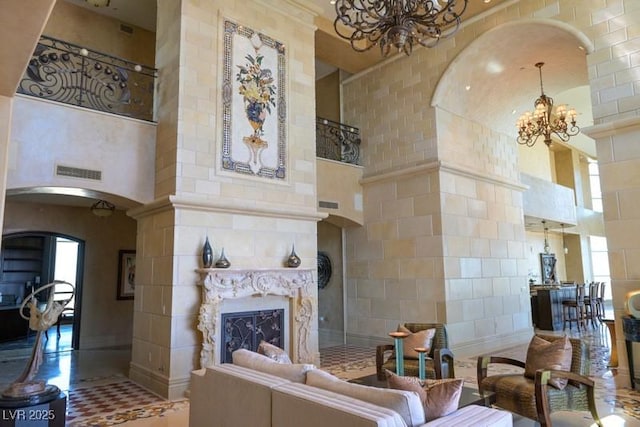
[375,322,455,381]
[477,334,602,427]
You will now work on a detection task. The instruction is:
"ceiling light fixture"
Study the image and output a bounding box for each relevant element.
[542,220,551,254]
[91,200,115,217]
[516,62,579,148]
[333,0,469,57]
[561,223,568,254]
[85,0,110,7]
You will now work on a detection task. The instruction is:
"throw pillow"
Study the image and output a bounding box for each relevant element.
[385,370,464,421]
[231,349,314,383]
[257,340,292,364]
[398,325,436,359]
[524,335,573,390]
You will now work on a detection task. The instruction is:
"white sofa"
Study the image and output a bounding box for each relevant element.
[189,350,512,427]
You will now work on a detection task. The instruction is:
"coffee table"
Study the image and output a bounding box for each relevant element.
[349,374,496,408]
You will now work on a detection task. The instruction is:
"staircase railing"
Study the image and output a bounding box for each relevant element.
[316,117,361,165]
[17,35,157,122]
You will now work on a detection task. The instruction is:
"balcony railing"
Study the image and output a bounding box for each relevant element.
[17,35,157,122]
[316,117,361,165]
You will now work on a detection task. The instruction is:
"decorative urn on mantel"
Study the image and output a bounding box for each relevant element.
[202,237,213,268]
[286,244,301,268]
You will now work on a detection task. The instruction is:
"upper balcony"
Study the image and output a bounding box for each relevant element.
[17,35,156,122]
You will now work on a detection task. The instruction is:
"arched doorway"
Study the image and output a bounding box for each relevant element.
[0,232,84,352]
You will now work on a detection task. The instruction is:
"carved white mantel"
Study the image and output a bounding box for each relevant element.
[196,268,314,368]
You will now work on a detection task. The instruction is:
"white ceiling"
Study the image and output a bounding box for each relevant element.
[63,0,157,31]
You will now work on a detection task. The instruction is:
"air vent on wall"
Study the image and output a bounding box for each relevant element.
[56,165,102,181]
[119,24,134,35]
[319,201,339,209]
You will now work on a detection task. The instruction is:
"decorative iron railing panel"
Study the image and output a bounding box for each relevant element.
[17,35,157,122]
[316,117,361,165]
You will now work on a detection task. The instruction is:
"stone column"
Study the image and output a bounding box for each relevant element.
[129,0,322,399]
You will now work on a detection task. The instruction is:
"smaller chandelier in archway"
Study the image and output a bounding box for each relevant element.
[516,62,579,148]
[333,0,469,57]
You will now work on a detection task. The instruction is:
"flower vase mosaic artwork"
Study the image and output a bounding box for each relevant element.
[222,19,286,180]
[237,51,275,174]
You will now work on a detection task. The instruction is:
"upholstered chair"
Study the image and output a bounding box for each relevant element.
[477,334,602,427]
[375,322,455,381]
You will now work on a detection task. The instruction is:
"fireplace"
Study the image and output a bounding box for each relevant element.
[220,308,285,363]
[196,268,314,367]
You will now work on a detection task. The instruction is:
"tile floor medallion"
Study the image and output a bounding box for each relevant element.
[66,377,166,425]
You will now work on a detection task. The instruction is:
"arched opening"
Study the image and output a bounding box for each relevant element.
[0,231,85,355]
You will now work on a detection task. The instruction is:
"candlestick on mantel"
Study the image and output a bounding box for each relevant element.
[389,331,409,376]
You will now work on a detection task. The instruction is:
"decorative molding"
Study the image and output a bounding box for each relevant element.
[582,117,640,140]
[360,159,527,191]
[196,268,314,367]
[128,195,327,222]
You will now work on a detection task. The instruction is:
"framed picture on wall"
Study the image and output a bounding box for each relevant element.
[117,250,136,300]
[540,253,557,284]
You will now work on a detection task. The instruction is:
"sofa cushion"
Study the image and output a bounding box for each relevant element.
[385,371,463,421]
[423,405,512,427]
[232,348,314,383]
[524,335,572,389]
[398,324,436,359]
[306,369,425,427]
[257,340,292,364]
[273,383,407,427]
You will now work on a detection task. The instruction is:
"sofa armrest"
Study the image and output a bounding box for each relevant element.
[476,356,525,393]
[534,369,602,427]
[189,364,290,427]
[376,344,395,380]
[433,348,455,379]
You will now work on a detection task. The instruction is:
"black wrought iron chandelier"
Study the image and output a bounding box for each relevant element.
[516,62,579,148]
[333,0,469,57]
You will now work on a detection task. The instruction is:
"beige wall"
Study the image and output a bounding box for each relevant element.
[318,221,344,347]
[341,0,640,361]
[3,201,137,348]
[317,158,363,226]
[44,1,155,67]
[588,120,640,382]
[131,0,321,399]
[8,97,156,205]
[316,71,341,123]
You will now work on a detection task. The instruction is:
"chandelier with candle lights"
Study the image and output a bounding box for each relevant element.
[333,0,469,57]
[516,62,579,148]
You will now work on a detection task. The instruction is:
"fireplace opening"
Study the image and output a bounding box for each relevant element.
[221,309,285,363]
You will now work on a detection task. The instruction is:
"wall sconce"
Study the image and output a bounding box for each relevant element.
[91,200,115,217]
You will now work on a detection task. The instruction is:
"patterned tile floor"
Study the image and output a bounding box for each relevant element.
[0,323,638,426]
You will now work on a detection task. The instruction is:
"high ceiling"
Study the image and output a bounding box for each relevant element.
[5,0,595,212]
[62,0,512,75]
